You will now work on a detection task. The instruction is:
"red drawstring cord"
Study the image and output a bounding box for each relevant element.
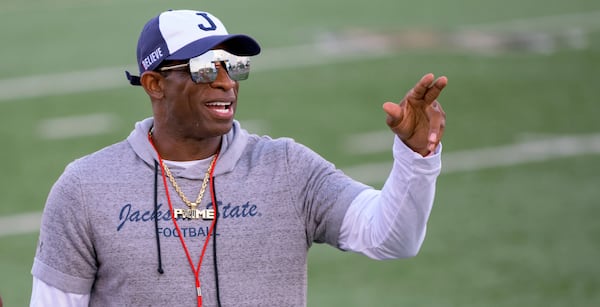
[149,133,219,307]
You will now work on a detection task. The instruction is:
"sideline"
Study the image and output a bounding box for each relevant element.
[1,133,599,237]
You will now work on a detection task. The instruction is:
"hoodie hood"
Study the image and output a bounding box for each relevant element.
[126,117,249,179]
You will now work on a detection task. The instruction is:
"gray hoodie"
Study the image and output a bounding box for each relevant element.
[32,118,369,306]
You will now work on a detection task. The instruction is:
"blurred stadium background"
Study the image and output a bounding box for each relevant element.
[1,0,599,305]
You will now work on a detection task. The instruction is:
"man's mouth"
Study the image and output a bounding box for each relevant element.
[205,102,233,114]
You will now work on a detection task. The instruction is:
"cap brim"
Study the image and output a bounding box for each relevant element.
[166,34,261,60]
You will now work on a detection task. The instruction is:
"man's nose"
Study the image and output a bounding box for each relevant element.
[209,62,236,90]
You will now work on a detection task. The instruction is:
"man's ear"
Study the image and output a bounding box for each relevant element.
[141,71,165,99]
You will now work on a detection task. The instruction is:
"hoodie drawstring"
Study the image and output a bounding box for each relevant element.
[154,160,165,274]
[210,178,222,307]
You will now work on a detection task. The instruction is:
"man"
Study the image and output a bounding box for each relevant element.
[30,9,446,306]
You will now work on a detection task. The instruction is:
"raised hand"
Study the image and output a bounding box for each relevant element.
[382,73,447,156]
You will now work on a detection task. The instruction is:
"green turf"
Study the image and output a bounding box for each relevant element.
[1,0,599,306]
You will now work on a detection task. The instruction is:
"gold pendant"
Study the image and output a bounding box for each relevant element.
[173,208,215,220]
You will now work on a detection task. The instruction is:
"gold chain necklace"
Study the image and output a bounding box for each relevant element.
[162,154,218,211]
[148,129,218,220]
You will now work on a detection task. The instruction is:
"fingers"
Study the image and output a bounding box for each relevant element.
[424,76,447,104]
[425,101,446,153]
[411,73,435,99]
[409,73,448,106]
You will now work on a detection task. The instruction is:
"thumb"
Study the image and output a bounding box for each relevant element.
[382,102,404,127]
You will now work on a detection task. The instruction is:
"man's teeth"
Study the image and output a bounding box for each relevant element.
[206,102,231,107]
[206,102,231,113]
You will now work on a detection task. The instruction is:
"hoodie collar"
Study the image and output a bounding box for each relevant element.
[127,117,249,179]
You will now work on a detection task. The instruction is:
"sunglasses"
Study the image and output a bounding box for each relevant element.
[158,49,251,83]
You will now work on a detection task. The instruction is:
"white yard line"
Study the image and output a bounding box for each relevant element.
[38,113,118,139]
[0,67,130,102]
[343,133,600,183]
[2,133,599,237]
[0,211,42,238]
[342,130,394,155]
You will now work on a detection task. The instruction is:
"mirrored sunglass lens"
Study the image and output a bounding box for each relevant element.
[190,66,218,83]
[189,53,218,83]
[189,51,250,83]
[225,57,250,81]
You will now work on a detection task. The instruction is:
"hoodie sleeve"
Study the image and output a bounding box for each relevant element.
[283,139,370,247]
[31,161,97,294]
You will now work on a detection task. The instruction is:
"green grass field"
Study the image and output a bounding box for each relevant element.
[1,0,599,305]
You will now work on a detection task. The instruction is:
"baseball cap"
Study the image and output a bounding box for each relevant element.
[125,9,261,86]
